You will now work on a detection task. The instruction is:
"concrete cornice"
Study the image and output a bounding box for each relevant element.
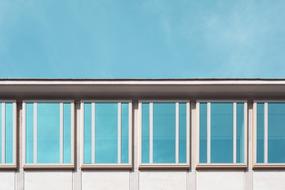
[0,79,285,99]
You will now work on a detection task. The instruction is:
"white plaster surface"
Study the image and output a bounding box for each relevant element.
[24,171,73,190]
[82,171,130,190]
[253,171,285,190]
[196,171,245,190]
[0,172,15,190]
[139,171,187,190]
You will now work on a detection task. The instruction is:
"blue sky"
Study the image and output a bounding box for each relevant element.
[0,0,285,78]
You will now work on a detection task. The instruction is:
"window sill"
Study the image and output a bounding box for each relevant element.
[139,164,190,170]
[81,164,132,170]
[0,164,17,170]
[253,164,285,170]
[23,164,74,170]
[196,164,247,170]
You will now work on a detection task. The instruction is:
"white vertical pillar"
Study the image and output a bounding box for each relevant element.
[13,102,16,164]
[244,102,248,164]
[196,102,200,164]
[175,102,179,163]
[186,101,190,165]
[128,102,132,164]
[1,102,5,163]
[118,102,122,163]
[264,102,268,163]
[207,102,211,163]
[73,101,82,190]
[91,102,95,163]
[71,102,75,164]
[60,102,64,163]
[149,102,153,163]
[80,102,84,166]
[33,102,37,163]
[22,102,26,165]
[233,102,237,163]
[129,101,139,190]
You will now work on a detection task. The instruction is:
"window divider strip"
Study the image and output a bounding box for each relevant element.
[207,102,211,163]
[23,102,26,164]
[128,102,132,164]
[175,102,179,163]
[1,102,5,163]
[71,102,75,164]
[264,102,268,163]
[149,102,153,163]
[186,102,190,164]
[118,102,122,163]
[33,102,37,163]
[233,102,237,163]
[244,102,248,164]
[91,102,95,163]
[13,102,16,164]
[60,103,64,164]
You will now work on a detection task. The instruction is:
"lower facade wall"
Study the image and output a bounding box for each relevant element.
[1,171,285,190]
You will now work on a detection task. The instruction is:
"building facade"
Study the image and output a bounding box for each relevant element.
[0,79,285,190]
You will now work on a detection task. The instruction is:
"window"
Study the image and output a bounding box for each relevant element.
[23,101,74,168]
[0,101,16,168]
[198,101,247,167]
[81,101,132,168]
[255,101,285,166]
[139,101,190,168]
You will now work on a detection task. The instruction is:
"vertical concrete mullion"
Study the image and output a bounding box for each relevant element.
[73,101,82,190]
[129,100,139,190]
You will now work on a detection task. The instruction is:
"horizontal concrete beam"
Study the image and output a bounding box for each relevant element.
[0,79,285,99]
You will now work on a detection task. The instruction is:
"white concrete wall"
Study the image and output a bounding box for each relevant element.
[0,171,284,190]
[24,171,73,190]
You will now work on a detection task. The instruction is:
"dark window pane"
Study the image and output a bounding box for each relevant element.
[199,103,207,163]
[268,103,285,163]
[95,103,118,163]
[142,103,150,163]
[153,103,175,163]
[257,103,264,163]
[211,103,233,163]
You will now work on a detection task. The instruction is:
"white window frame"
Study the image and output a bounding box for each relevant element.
[80,100,133,169]
[196,100,248,169]
[138,100,190,169]
[253,100,285,169]
[0,100,17,169]
[22,100,75,169]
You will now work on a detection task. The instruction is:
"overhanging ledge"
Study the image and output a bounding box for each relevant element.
[0,78,285,99]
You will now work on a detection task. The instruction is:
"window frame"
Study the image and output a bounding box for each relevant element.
[253,100,285,169]
[80,100,133,169]
[138,100,190,169]
[196,100,248,169]
[0,100,17,169]
[22,100,75,169]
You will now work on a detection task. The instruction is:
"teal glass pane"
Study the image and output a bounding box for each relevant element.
[211,103,233,163]
[141,103,149,163]
[256,103,264,163]
[199,103,207,163]
[37,103,60,163]
[153,102,175,163]
[83,103,91,164]
[26,103,34,163]
[121,103,129,163]
[179,103,187,163]
[236,103,244,163]
[5,103,13,163]
[268,103,285,163]
[63,103,71,164]
[95,103,117,163]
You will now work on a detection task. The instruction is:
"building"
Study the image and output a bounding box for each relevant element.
[0,78,285,190]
